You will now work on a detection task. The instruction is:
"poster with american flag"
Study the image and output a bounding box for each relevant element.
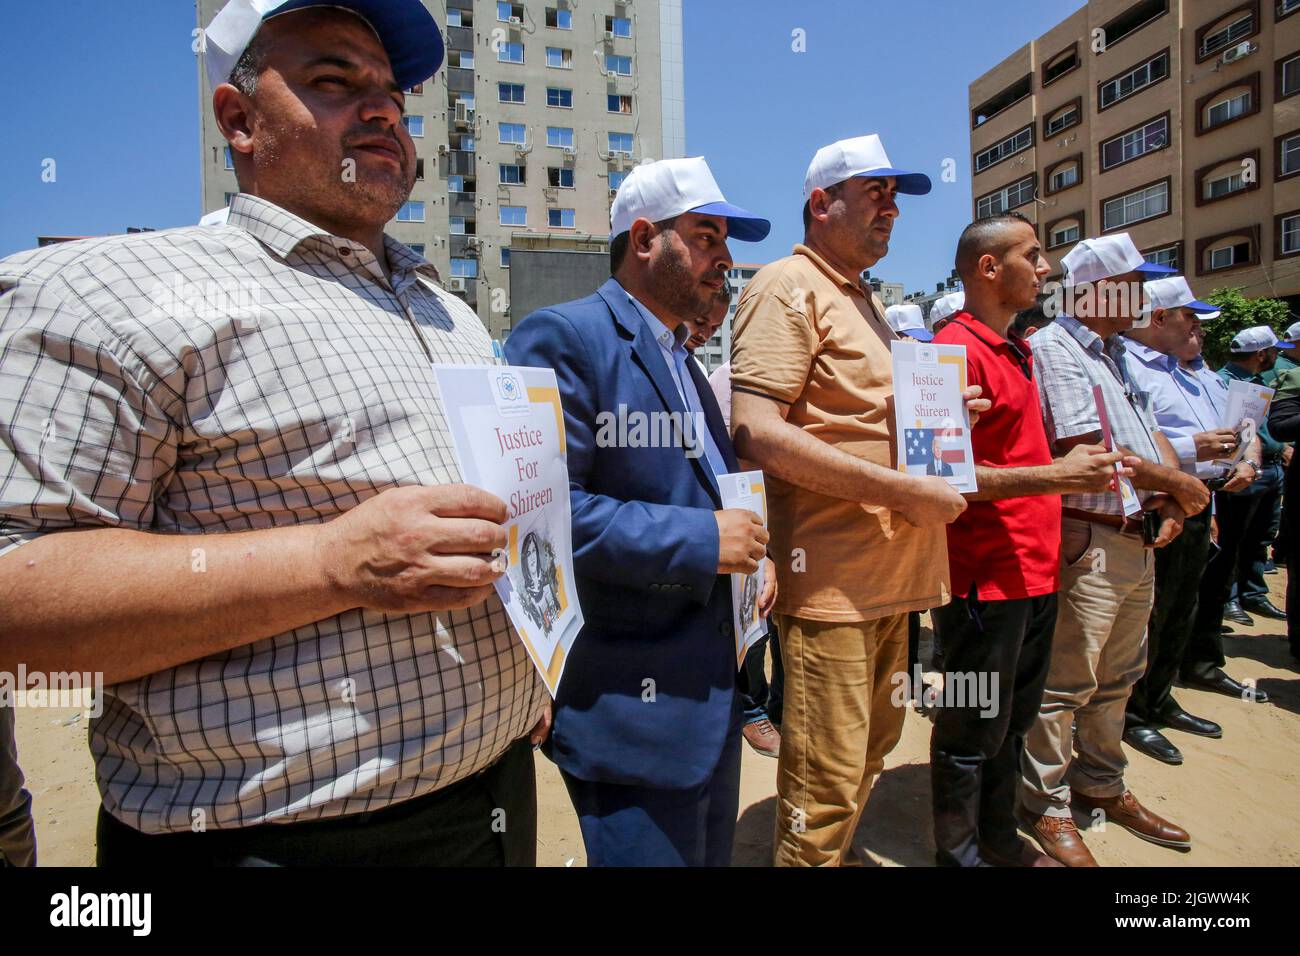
[891,340,977,493]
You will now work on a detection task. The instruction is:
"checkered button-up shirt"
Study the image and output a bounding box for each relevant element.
[1033,314,1163,515]
[0,194,546,834]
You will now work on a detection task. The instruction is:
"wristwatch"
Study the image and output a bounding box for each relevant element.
[1240,459,1260,477]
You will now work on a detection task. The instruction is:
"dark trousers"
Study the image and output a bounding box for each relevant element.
[1286,468,1300,658]
[740,626,784,725]
[0,705,36,867]
[1239,466,1284,602]
[929,590,1057,867]
[1128,508,1212,726]
[97,738,538,866]
[561,695,743,866]
[1186,468,1282,675]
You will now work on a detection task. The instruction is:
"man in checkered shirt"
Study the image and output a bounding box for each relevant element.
[0,0,548,865]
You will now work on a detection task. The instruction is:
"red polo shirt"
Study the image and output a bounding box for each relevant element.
[933,313,1061,601]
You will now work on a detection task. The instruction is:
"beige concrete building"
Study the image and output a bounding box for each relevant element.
[969,0,1300,308]
[196,0,685,338]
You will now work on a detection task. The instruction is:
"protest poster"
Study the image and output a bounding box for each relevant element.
[891,340,977,494]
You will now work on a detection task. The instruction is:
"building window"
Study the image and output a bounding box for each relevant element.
[971,74,1031,128]
[1281,132,1300,178]
[448,175,464,193]
[1100,114,1169,171]
[1207,238,1254,271]
[501,248,512,268]
[1044,101,1081,137]
[1099,49,1169,110]
[547,167,575,188]
[498,42,524,64]
[547,126,574,148]
[224,145,234,169]
[975,175,1035,218]
[974,126,1032,173]
[499,122,527,145]
[548,208,576,229]
[547,87,573,108]
[1283,0,1300,18]
[607,15,632,37]
[1099,0,1168,51]
[499,164,526,185]
[458,134,476,151]
[1048,160,1080,193]
[1197,9,1256,61]
[415,158,425,180]
[402,115,424,137]
[1277,212,1300,258]
[1047,217,1082,249]
[610,170,628,191]
[608,94,633,113]
[1279,52,1300,100]
[1203,168,1246,201]
[608,132,634,156]
[224,191,237,206]
[446,9,461,27]
[500,205,527,227]
[1144,244,1180,271]
[397,201,425,223]
[451,257,477,278]
[406,83,424,95]
[497,2,522,22]
[1197,150,1260,206]
[545,7,572,29]
[498,82,525,104]
[1206,90,1252,129]
[1102,180,1169,231]
[1043,43,1079,86]
[449,217,466,235]
[407,243,425,256]
[606,54,632,76]
[547,47,572,69]
[449,49,474,69]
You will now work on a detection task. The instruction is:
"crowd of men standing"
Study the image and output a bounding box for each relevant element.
[0,0,1292,868]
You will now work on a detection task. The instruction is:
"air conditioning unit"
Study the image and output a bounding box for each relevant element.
[454,101,470,127]
[514,143,531,156]
[1221,41,1253,65]
[611,153,627,171]
[543,186,558,202]
[447,277,466,292]
[437,144,448,154]
[609,187,619,198]
[604,31,615,41]
[508,16,521,26]
[562,146,577,157]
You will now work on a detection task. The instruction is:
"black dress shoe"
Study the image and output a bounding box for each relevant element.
[1223,600,1254,626]
[1241,598,1286,621]
[1123,725,1183,765]
[1155,705,1223,738]
[1180,668,1271,704]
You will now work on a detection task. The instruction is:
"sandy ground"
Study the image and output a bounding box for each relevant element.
[15,575,1300,867]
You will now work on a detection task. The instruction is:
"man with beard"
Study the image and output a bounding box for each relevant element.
[1120,277,1253,765]
[686,279,730,374]
[0,0,551,866]
[930,214,1131,868]
[728,134,990,866]
[505,158,777,866]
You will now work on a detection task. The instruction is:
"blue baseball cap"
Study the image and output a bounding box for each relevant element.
[204,0,445,93]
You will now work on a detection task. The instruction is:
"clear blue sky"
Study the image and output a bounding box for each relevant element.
[0,0,1085,292]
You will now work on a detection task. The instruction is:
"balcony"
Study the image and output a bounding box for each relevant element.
[447,26,473,51]
[447,67,474,94]
[449,193,477,219]
[447,150,476,177]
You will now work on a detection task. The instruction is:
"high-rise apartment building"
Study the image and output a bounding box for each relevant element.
[196,0,685,338]
[969,0,1300,309]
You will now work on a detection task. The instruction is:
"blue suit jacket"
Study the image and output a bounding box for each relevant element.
[505,278,740,790]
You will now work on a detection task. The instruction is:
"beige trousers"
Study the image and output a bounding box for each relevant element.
[1020,519,1154,817]
[772,612,910,866]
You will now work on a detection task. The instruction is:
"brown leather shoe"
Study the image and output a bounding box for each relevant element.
[980,836,1065,868]
[742,718,780,758]
[1019,810,1099,867]
[1071,790,1191,851]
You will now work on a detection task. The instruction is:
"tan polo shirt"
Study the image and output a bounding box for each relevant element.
[729,244,950,623]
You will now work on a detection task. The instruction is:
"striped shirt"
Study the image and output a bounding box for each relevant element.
[1032,315,1162,515]
[0,194,547,834]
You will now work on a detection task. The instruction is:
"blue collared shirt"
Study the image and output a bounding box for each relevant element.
[618,282,729,481]
[1123,339,1227,479]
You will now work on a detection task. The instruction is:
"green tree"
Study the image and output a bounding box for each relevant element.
[1201,287,1290,368]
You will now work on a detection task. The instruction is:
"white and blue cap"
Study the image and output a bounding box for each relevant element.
[885,303,933,342]
[609,157,770,242]
[1285,320,1300,341]
[203,0,445,93]
[1143,276,1217,315]
[803,134,932,200]
[929,291,965,324]
[1231,325,1295,352]
[1061,233,1177,287]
